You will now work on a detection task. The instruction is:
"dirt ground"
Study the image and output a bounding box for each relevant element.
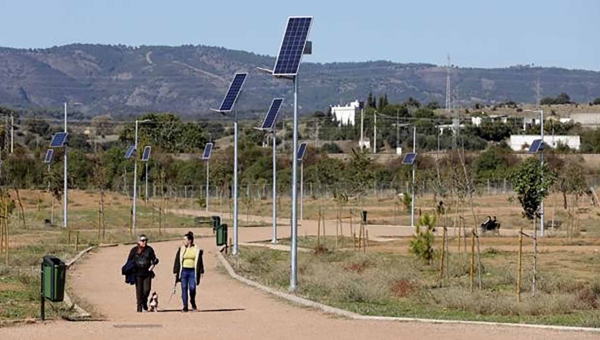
[0,208,599,339]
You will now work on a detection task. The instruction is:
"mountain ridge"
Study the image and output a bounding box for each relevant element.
[1,43,599,117]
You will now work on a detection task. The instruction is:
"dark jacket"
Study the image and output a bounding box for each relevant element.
[127,245,159,277]
[121,259,136,285]
[173,245,204,285]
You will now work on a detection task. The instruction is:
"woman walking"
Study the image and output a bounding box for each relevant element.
[173,231,204,312]
[127,234,159,312]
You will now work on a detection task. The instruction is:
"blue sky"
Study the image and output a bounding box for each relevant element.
[1,0,598,70]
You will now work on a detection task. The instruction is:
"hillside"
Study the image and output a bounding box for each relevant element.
[1,44,599,117]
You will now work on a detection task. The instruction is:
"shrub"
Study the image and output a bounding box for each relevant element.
[409,213,436,265]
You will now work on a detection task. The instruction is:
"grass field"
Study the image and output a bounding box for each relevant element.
[231,242,600,327]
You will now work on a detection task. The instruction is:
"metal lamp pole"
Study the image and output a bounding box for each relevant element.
[132,119,150,235]
[525,109,545,236]
[233,109,239,255]
[290,76,299,290]
[272,133,278,243]
[145,161,149,203]
[411,126,416,228]
[205,159,210,212]
[63,103,68,229]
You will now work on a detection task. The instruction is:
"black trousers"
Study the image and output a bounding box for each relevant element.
[135,275,152,312]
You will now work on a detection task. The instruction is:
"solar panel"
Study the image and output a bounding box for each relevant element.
[202,143,214,160]
[273,17,313,76]
[528,139,543,153]
[141,146,151,162]
[49,132,68,147]
[297,142,308,161]
[218,73,247,112]
[124,145,136,159]
[402,152,418,165]
[260,98,284,130]
[44,149,55,164]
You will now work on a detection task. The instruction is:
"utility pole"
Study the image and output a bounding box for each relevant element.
[360,106,364,150]
[396,109,400,154]
[540,110,545,236]
[10,115,14,154]
[373,111,377,153]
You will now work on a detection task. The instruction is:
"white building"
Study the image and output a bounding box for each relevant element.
[471,114,509,127]
[331,100,360,126]
[569,113,600,128]
[509,135,581,151]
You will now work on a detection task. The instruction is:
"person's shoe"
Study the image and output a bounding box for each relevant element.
[191,302,197,311]
[142,303,149,311]
[137,307,143,313]
[182,308,189,313]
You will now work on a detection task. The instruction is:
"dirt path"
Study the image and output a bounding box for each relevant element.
[1,213,598,339]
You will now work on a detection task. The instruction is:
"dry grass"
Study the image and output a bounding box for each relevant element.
[231,245,600,327]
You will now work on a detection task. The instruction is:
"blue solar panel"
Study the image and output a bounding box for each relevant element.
[402,152,418,165]
[124,145,136,159]
[44,149,54,163]
[273,17,313,76]
[49,132,68,147]
[260,98,284,130]
[529,139,543,153]
[297,142,308,161]
[202,143,214,160]
[218,73,247,112]
[141,146,151,162]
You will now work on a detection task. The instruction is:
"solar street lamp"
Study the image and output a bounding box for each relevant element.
[128,119,152,235]
[256,98,284,244]
[211,73,248,256]
[259,16,313,291]
[49,132,68,228]
[401,127,417,228]
[525,109,545,236]
[201,143,214,212]
[141,146,152,203]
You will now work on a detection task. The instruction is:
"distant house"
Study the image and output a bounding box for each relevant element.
[331,100,360,126]
[471,114,509,127]
[569,113,600,128]
[509,135,581,151]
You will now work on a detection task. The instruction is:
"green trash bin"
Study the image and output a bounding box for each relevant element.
[42,255,66,302]
[216,224,228,246]
[211,216,221,233]
[361,210,368,224]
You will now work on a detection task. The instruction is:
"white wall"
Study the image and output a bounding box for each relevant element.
[509,135,581,151]
[331,100,360,126]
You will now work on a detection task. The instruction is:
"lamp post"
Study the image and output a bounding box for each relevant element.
[132,119,151,235]
[525,109,545,236]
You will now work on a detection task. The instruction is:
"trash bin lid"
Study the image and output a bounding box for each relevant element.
[43,255,64,266]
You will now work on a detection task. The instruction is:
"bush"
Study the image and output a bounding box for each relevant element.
[320,143,342,154]
[409,213,436,265]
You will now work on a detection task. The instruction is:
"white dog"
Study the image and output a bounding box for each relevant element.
[148,292,159,312]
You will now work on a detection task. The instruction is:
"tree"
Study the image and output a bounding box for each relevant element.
[409,213,436,265]
[556,161,587,209]
[508,158,556,220]
[593,97,600,105]
[91,114,115,137]
[426,101,441,110]
[540,93,571,105]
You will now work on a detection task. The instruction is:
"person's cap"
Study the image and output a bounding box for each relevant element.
[138,234,148,241]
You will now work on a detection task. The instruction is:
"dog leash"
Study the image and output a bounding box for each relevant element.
[167,282,177,304]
